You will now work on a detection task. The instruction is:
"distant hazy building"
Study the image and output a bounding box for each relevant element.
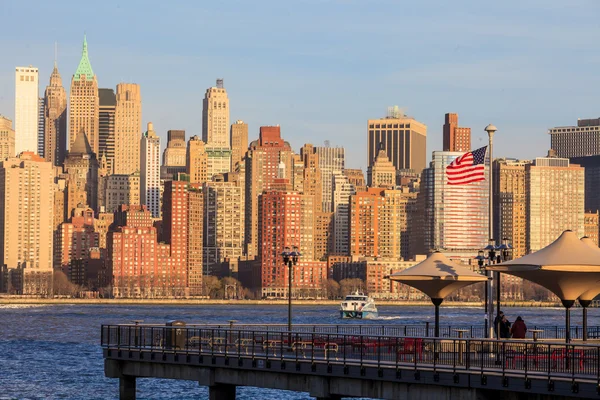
[367,146,396,188]
[526,156,585,252]
[14,66,39,154]
[43,63,67,166]
[113,83,141,174]
[443,113,471,152]
[69,36,99,155]
[186,136,208,184]
[163,130,186,167]
[230,120,248,171]
[549,118,600,158]
[0,152,54,295]
[314,145,345,212]
[367,107,427,174]
[141,122,161,218]
[0,116,15,160]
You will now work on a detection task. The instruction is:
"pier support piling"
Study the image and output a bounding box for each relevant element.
[209,383,236,400]
[119,376,136,400]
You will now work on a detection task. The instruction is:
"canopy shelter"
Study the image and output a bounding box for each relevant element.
[389,252,488,337]
[578,237,600,340]
[488,230,600,342]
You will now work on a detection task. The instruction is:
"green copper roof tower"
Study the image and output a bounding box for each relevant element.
[74,34,94,81]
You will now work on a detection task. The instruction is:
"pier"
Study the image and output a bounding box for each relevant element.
[102,323,600,399]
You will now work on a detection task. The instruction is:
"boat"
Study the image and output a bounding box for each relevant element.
[339,291,378,319]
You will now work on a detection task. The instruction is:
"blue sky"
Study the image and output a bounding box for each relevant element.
[1,0,599,170]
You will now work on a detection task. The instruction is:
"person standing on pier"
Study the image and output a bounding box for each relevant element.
[511,316,527,339]
[494,311,504,338]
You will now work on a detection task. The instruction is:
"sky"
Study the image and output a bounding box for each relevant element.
[1,0,600,170]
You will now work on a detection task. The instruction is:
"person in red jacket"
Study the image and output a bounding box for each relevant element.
[511,316,527,339]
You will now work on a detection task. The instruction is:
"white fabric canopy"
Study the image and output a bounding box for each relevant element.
[578,237,600,301]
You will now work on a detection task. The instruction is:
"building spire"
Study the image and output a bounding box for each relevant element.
[54,41,58,68]
[74,34,95,81]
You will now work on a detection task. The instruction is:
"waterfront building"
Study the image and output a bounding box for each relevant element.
[58,206,98,270]
[420,151,489,255]
[585,211,599,246]
[494,159,531,259]
[113,83,142,174]
[549,117,600,158]
[367,107,427,174]
[140,122,161,218]
[104,173,140,213]
[98,88,116,173]
[367,146,396,188]
[69,36,99,155]
[244,126,293,257]
[163,130,186,167]
[332,173,355,255]
[314,145,345,212]
[43,63,67,166]
[14,66,39,154]
[443,113,471,152]
[63,130,99,213]
[203,174,244,275]
[230,120,248,171]
[0,152,53,295]
[0,116,15,160]
[343,168,366,192]
[526,156,585,252]
[186,135,208,184]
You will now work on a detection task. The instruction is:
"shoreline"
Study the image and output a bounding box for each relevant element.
[0,298,563,307]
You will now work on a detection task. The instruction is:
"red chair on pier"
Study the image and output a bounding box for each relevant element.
[397,338,423,361]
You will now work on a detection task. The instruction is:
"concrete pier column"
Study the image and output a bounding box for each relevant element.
[119,376,136,400]
[316,396,342,400]
[209,383,236,400]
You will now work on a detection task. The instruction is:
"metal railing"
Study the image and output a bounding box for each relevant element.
[102,324,600,385]
[118,323,600,340]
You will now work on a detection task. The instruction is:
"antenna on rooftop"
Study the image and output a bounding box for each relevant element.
[216,78,224,88]
[324,140,330,148]
[387,105,405,118]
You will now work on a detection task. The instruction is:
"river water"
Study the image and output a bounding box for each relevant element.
[1,304,598,400]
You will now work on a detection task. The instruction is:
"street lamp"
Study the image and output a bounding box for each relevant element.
[475,250,488,336]
[281,246,301,333]
[484,239,498,338]
[484,124,497,339]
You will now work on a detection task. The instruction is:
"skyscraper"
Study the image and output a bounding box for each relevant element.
[300,144,323,213]
[69,35,99,154]
[315,145,345,212]
[367,146,396,188]
[163,130,186,167]
[140,122,161,218]
[343,169,366,192]
[104,173,140,213]
[549,118,600,158]
[186,135,208,184]
[43,62,67,166]
[14,66,39,154]
[230,120,248,171]
[332,173,355,255]
[113,83,141,174]
[98,88,116,173]
[63,129,99,213]
[0,116,15,160]
[37,98,45,156]
[203,79,231,178]
[526,156,585,252]
[0,152,54,295]
[443,113,471,152]
[367,107,427,174]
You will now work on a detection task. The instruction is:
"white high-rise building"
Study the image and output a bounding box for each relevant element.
[203,79,231,178]
[140,122,161,218]
[15,66,39,154]
[315,145,345,212]
[332,173,355,255]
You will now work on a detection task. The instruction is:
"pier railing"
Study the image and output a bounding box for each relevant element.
[101,324,600,386]
[122,323,600,340]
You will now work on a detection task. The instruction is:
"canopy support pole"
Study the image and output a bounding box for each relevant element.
[432,298,443,338]
[562,299,575,343]
[579,299,591,341]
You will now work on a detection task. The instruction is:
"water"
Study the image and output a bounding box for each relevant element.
[0,304,597,399]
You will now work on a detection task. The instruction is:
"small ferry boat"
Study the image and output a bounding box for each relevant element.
[339,291,378,319]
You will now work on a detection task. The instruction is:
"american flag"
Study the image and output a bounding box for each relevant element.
[446,146,488,185]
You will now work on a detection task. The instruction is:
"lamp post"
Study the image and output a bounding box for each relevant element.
[476,250,488,337]
[484,239,498,338]
[281,246,301,333]
[484,123,497,339]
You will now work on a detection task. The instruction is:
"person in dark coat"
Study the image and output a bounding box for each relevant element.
[511,316,527,339]
[500,315,512,339]
[494,311,504,338]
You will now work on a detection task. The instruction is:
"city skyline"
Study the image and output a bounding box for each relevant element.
[2,1,600,170]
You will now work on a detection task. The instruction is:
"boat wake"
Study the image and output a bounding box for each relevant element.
[372,316,406,320]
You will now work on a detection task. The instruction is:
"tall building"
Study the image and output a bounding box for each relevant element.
[367,146,396,188]
[230,120,248,171]
[443,113,471,152]
[37,98,45,156]
[186,135,208,184]
[43,63,67,166]
[162,180,190,294]
[69,35,99,154]
[98,88,116,173]
[64,130,99,213]
[203,174,244,275]
[113,83,141,174]
[367,107,427,174]
[57,207,98,270]
[0,152,53,295]
[202,79,230,146]
[104,173,140,213]
[549,118,600,158]
[187,185,204,295]
[300,144,323,212]
[14,66,39,154]
[420,151,489,255]
[344,168,366,192]
[0,116,15,160]
[140,122,161,217]
[163,130,186,167]
[332,173,355,255]
[494,159,530,259]
[245,126,293,257]
[569,154,600,213]
[526,156,585,252]
[315,145,345,212]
